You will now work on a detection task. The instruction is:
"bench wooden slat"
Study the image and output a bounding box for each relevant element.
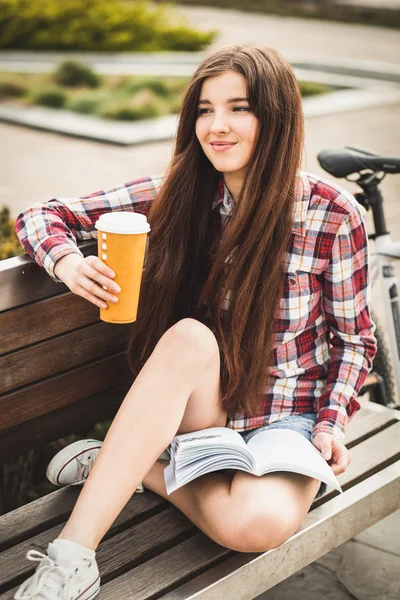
[155,463,400,600]
[3,422,399,592]
[0,354,131,433]
[0,385,127,461]
[344,406,397,446]
[2,463,399,600]
[0,322,131,394]
[0,506,193,592]
[338,421,400,489]
[0,481,166,552]
[315,420,400,505]
[99,534,231,600]
[0,293,99,355]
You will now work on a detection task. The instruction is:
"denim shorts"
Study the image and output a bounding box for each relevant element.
[239,412,327,499]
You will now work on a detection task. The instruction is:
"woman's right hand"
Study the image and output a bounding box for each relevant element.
[54,254,121,309]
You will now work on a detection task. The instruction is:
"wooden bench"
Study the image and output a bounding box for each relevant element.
[1,243,400,600]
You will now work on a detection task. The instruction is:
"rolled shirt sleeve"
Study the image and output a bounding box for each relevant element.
[312,203,377,440]
[14,176,160,282]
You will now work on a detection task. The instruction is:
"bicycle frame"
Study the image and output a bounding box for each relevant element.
[370,237,400,395]
[354,173,400,397]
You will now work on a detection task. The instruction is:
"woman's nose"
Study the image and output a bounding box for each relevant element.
[209,111,230,133]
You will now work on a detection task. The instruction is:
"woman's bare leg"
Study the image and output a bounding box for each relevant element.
[144,462,320,552]
[59,318,226,549]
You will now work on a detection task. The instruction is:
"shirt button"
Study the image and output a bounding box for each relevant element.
[288,277,297,286]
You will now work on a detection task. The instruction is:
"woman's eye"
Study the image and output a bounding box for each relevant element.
[197,106,251,116]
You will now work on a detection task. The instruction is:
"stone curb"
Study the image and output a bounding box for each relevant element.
[0,106,179,146]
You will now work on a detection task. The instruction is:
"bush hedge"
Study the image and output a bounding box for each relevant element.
[0,79,26,99]
[100,91,164,121]
[0,0,217,51]
[31,87,67,109]
[67,93,105,115]
[54,61,101,89]
[0,207,24,260]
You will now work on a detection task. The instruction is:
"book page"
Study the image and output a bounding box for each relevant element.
[164,427,255,495]
[172,427,250,455]
[247,428,342,492]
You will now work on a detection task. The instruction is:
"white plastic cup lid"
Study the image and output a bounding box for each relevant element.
[95,212,150,234]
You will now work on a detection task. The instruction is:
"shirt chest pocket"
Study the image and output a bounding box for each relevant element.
[274,271,322,343]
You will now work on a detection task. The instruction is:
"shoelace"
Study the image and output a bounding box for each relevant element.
[74,453,97,483]
[14,550,71,600]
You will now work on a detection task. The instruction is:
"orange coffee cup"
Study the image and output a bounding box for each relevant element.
[95,212,151,324]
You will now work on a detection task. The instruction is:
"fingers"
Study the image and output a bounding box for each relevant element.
[319,440,333,461]
[330,444,350,476]
[332,462,347,476]
[85,255,116,280]
[313,433,350,476]
[71,256,121,308]
[82,257,121,301]
[75,284,109,310]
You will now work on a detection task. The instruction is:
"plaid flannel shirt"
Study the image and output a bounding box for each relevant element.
[15,171,377,440]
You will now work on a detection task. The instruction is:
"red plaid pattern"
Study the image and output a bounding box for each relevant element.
[15,171,376,440]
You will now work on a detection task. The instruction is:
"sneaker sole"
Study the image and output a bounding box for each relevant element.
[46,439,103,486]
[80,583,101,600]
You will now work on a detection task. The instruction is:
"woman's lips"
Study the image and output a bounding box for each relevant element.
[210,143,236,152]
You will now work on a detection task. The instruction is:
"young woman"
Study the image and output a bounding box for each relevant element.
[14,43,376,600]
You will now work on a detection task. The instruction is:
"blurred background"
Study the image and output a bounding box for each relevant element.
[0,1,399,597]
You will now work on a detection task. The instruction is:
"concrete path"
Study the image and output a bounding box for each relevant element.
[1,6,400,599]
[177,4,400,64]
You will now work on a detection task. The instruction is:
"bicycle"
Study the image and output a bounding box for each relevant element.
[317,146,400,409]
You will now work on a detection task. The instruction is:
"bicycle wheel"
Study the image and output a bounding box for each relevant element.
[367,314,397,407]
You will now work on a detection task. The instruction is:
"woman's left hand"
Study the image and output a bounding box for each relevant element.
[312,432,351,476]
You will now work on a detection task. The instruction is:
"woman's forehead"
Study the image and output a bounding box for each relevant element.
[199,71,247,100]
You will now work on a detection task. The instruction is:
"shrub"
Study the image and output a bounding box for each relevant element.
[67,95,103,115]
[0,0,216,51]
[157,24,218,52]
[31,87,67,108]
[0,207,24,259]
[123,76,170,98]
[0,80,26,99]
[101,97,163,121]
[299,81,332,97]
[54,61,101,89]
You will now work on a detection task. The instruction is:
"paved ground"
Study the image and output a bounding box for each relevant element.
[177,4,400,64]
[1,6,400,600]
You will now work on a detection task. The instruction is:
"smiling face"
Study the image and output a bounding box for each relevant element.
[195,70,258,199]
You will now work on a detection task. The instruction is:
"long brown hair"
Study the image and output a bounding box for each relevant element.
[128,44,304,419]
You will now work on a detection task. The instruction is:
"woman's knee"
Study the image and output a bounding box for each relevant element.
[165,318,220,360]
[215,505,300,553]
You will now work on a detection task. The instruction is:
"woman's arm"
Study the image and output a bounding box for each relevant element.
[14,176,161,282]
[312,201,377,441]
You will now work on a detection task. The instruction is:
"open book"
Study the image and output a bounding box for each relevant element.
[164,427,342,495]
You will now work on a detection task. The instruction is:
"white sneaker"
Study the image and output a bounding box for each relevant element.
[46,440,103,487]
[14,539,100,600]
[46,439,171,492]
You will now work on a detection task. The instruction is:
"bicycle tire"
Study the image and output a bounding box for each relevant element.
[367,313,397,406]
